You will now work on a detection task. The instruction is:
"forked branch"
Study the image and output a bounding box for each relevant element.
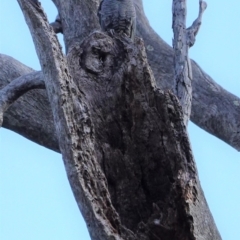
[7,1,222,239]
[172,0,207,125]
[187,0,208,47]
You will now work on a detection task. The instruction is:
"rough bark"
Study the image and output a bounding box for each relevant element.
[172,0,207,126]
[6,0,222,239]
[0,54,59,151]
[172,0,192,126]
[7,0,221,240]
[1,0,239,151]
[50,14,62,34]
[52,0,100,52]
[67,31,221,239]
[134,0,240,151]
[17,1,126,239]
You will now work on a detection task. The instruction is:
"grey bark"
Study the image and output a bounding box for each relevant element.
[0,70,44,126]
[17,1,125,239]
[97,0,136,40]
[0,0,239,151]
[68,32,220,240]
[172,0,207,126]
[50,14,62,34]
[9,0,222,239]
[134,0,240,151]
[0,54,59,151]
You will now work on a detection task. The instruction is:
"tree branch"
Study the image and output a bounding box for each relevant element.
[51,0,240,151]
[0,0,239,153]
[187,0,207,48]
[0,0,229,238]
[0,70,44,126]
[50,14,62,34]
[0,54,59,151]
[17,1,126,239]
[134,0,240,151]
[172,0,207,126]
[17,1,222,238]
[52,0,100,52]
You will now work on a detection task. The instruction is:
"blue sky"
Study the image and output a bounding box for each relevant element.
[0,1,239,239]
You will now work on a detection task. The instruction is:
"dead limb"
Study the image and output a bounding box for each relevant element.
[17,1,126,239]
[172,0,207,125]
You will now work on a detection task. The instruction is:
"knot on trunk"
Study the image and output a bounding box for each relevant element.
[65,32,202,240]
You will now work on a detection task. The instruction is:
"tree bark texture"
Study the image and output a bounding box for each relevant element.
[17,1,124,239]
[8,1,222,239]
[68,32,221,239]
[172,0,207,126]
[0,68,45,126]
[1,0,239,151]
[172,0,192,126]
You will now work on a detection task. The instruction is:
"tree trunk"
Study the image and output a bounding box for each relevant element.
[1,1,221,239]
[1,0,239,152]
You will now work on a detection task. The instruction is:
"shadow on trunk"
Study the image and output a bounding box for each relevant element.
[66,32,221,240]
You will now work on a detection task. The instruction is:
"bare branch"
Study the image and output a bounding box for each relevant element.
[50,14,62,34]
[17,1,125,239]
[172,0,191,126]
[134,0,240,151]
[191,60,240,151]
[29,0,40,7]
[0,71,44,126]
[187,1,207,47]
[172,0,207,126]
[52,0,100,51]
[0,0,239,153]
[0,54,58,151]
[50,0,240,150]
